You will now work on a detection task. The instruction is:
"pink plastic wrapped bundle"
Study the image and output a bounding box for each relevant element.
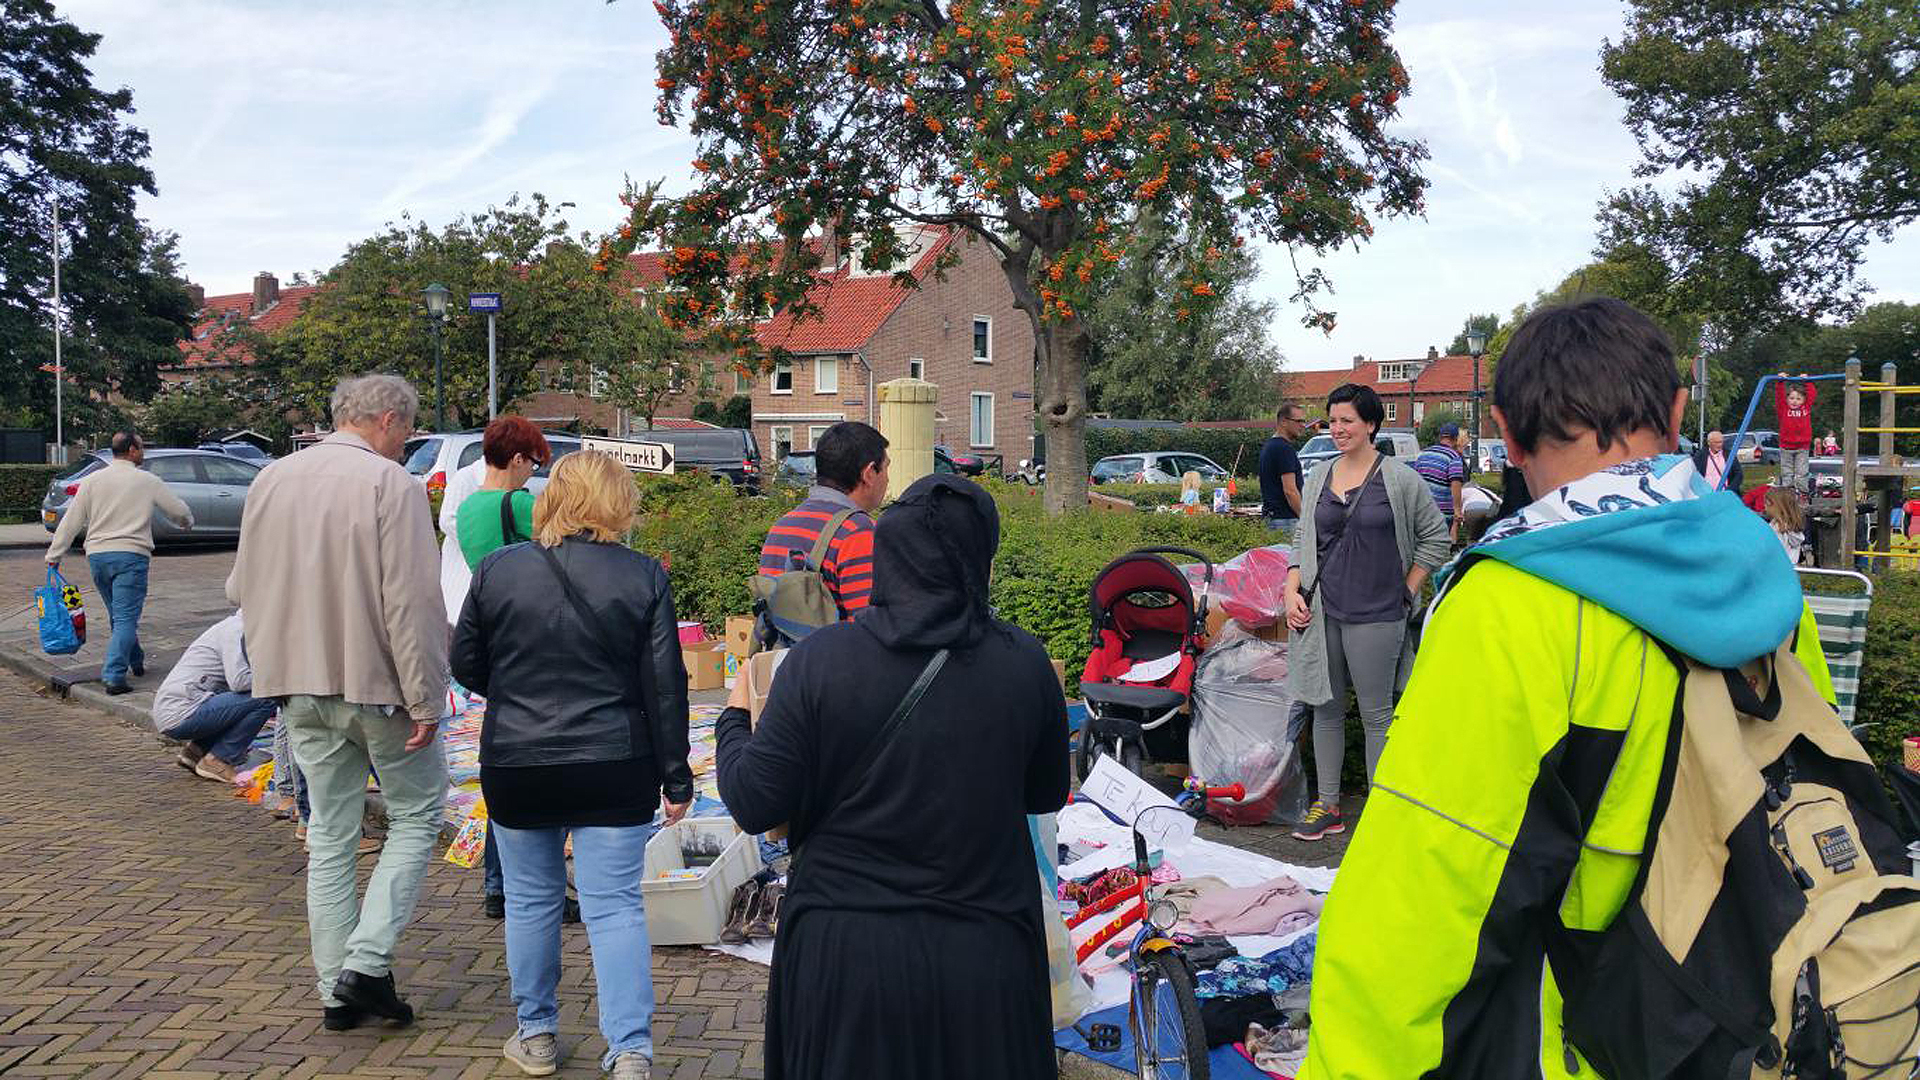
[1182,544,1292,628]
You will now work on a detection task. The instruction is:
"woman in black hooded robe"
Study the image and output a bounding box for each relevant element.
[715,473,1070,1080]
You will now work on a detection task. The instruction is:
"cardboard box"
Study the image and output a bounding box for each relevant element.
[724,615,756,659]
[746,649,788,725]
[684,642,727,691]
[1088,491,1136,514]
[1050,659,1067,695]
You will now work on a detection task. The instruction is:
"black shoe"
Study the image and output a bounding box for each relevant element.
[562,897,581,925]
[131,662,145,677]
[332,970,414,1027]
[484,893,505,920]
[322,1004,365,1031]
[102,681,133,696]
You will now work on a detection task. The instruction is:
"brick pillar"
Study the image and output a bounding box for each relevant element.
[878,377,937,499]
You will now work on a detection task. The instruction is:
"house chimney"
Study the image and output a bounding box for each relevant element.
[185,283,205,311]
[251,272,279,315]
[821,215,842,270]
[1352,354,1366,367]
[1427,345,1440,360]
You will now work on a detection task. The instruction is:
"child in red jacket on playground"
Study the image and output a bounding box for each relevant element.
[1775,375,1817,498]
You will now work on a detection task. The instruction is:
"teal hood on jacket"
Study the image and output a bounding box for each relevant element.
[1447,455,1803,670]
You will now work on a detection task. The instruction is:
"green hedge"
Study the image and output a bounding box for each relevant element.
[1855,570,1920,779]
[1103,480,1264,509]
[630,474,1272,686]
[0,464,59,517]
[1086,426,1274,477]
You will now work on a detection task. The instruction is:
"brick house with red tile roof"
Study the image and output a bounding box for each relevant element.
[1280,348,1493,436]
[163,272,317,384]
[589,224,1035,463]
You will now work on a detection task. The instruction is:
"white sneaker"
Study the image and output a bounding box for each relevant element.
[607,1051,651,1079]
[503,1032,558,1076]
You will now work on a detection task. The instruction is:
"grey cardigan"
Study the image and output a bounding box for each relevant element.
[1288,453,1452,705]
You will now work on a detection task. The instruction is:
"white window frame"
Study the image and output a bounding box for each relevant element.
[1413,401,1425,422]
[1384,401,1398,422]
[806,424,831,450]
[772,358,793,395]
[971,316,993,363]
[1378,362,1413,382]
[589,365,608,397]
[734,369,753,394]
[770,425,794,460]
[969,391,995,448]
[908,356,925,380]
[815,356,839,395]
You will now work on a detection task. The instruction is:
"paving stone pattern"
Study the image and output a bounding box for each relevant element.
[0,673,768,1079]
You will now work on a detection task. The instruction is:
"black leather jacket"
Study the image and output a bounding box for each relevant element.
[452,537,693,803]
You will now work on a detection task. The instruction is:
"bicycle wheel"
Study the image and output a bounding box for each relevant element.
[1131,948,1209,1080]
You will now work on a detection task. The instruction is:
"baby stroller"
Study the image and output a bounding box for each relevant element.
[1076,547,1212,781]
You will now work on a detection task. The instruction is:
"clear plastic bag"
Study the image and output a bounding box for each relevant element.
[1181,544,1291,628]
[1188,624,1309,826]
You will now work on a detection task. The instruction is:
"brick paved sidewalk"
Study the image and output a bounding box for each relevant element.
[0,672,768,1080]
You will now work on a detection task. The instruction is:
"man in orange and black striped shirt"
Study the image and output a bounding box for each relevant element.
[758,422,890,619]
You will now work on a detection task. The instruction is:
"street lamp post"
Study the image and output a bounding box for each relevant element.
[422,283,451,432]
[1466,328,1488,470]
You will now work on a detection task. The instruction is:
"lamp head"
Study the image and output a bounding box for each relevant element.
[422,282,451,319]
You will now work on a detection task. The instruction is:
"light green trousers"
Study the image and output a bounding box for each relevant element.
[282,695,447,1005]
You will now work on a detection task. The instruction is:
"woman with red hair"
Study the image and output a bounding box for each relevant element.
[455,417,552,571]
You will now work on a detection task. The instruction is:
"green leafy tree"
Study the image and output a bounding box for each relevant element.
[0,0,194,437]
[599,294,713,433]
[1446,313,1500,356]
[1417,406,1464,449]
[1084,211,1282,421]
[262,195,617,429]
[622,0,1429,512]
[1598,0,1920,325]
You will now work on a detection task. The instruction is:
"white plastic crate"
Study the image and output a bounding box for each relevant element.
[641,817,759,946]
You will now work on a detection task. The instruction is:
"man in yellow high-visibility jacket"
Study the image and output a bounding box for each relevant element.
[1305,299,1832,1079]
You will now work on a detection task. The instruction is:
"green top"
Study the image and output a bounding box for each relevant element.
[456,488,535,569]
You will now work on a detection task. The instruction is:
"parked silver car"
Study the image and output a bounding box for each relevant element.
[400,429,584,501]
[1090,451,1229,485]
[41,448,262,543]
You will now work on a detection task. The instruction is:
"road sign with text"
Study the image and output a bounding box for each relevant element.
[582,436,675,474]
[468,292,502,313]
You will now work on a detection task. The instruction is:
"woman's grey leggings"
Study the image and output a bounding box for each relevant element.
[1310,617,1405,802]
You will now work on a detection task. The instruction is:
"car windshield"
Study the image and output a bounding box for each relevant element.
[1300,435,1335,456]
[1093,457,1145,478]
[55,456,105,481]
[401,437,442,476]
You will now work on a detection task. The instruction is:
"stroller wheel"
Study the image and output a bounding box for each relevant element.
[1074,723,1096,782]
[1118,740,1144,778]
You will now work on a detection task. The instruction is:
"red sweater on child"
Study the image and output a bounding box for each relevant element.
[1776,382,1817,450]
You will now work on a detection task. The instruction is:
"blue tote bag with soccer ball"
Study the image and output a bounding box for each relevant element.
[36,566,86,655]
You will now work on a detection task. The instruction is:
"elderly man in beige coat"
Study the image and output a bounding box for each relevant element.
[228,374,449,1032]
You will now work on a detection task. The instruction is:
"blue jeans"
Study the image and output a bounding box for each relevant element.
[165,691,276,766]
[86,552,148,685]
[1266,516,1297,535]
[493,823,655,1068]
[483,822,504,897]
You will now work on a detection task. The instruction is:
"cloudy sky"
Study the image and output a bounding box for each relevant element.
[61,0,1920,371]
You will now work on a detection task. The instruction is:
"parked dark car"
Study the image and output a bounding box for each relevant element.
[631,427,762,491]
[776,447,957,489]
[934,445,986,476]
[42,448,262,543]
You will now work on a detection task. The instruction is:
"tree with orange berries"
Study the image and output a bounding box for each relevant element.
[619,0,1428,512]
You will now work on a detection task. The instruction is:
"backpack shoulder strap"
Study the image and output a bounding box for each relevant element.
[807,506,859,572]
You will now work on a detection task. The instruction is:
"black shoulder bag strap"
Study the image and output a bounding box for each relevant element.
[499,489,527,545]
[791,647,949,870]
[536,543,658,733]
[1301,452,1385,606]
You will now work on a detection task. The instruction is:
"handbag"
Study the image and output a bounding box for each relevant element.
[789,647,949,873]
[36,565,85,656]
[1298,452,1385,608]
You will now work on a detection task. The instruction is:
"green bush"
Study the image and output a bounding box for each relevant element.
[632,474,1275,686]
[0,464,60,517]
[1855,570,1920,777]
[1086,426,1274,477]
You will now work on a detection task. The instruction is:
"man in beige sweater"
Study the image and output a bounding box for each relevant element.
[227,374,449,1032]
[45,431,193,693]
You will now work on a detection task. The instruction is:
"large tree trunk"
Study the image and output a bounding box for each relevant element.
[1037,317,1090,515]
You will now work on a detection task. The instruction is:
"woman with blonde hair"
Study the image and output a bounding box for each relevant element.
[1762,483,1806,564]
[452,450,692,1080]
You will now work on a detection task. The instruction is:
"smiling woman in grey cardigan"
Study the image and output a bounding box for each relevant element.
[1282,384,1450,841]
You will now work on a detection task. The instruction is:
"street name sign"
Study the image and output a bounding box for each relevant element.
[583,436,675,474]
[468,292,502,313]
